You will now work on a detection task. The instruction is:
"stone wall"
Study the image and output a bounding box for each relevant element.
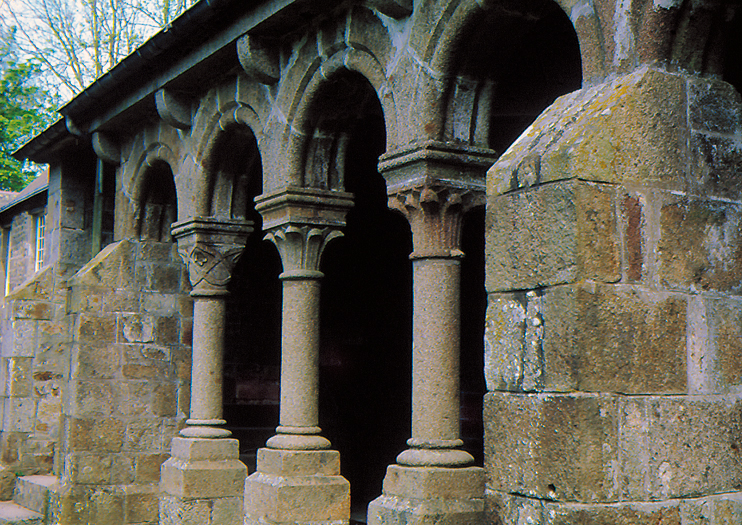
[484,66,742,524]
[49,239,190,525]
[0,267,67,479]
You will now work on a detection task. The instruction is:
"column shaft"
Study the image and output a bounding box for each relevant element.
[279,278,321,429]
[189,296,226,423]
[411,257,461,443]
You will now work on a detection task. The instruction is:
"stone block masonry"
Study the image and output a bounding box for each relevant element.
[484,66,742,523]
[6,1,742,524]
[0,267,68,477]
[50,239,191,524]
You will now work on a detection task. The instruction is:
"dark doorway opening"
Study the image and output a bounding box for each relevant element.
[460,207,486,466]
[315,75,413,521]
[217,127,283,472]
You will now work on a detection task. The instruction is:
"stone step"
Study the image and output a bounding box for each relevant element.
[12,476,56,516]
[0,501,43,525]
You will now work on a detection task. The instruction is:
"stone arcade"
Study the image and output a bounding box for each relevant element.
[1,0,742,523]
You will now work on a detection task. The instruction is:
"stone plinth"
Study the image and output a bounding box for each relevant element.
[368,466,485,525]
[160,437,246,525]
[244,449,349,525]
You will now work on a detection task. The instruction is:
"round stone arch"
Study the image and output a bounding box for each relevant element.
[281,46,399,188]
[124,141,180,241]
[189,101,264,218]
[422,0,603,89]
[414,0,583,152]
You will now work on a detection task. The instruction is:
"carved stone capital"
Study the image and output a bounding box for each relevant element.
[265,225,342,279]
[378,140,496,195]
[388,184,484,259]
[171,217,253,296]
[256,187,353,278]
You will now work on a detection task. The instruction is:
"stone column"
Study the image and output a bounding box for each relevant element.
[244,187,354,525]
[160,216,252,525]
[369,142,495,525]
[392,186,477,468]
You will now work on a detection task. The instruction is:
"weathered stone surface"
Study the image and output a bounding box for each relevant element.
[622,193,644,282]
[484,391,619,503]
[161,457,246,499]
[69,240,135,291]
[690,133,742,201]
[76,314,117,344]
[135,454,169,483]
[6,357,33,397]
[487,489,742,525]
[70,380,116,417]
[73,344,120,379]
[687,295,742,394]
[488,68,689,195]
[2,398,36,432]
[124,419,162,453]
[381,465,484,500]
[12,301,52,320]
[244,471,349,524]
[68,417,125,452]
[256,448,340,477]
[123,485,159,524]
[573,284,686,393]
[170,437,238,461]
[486,180,619,292]
[160,494,241,525]
[658,199,742,294]
[484,283,687,394]
[619,395,742,501]
[12,474,55,515]
[688,78,742,135]
[0,467,15,500]
[5,320,37,357]
[485,392,742,503]
[65,453,114,485]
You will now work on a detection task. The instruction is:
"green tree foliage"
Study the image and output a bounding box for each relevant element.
[0,29,56,191]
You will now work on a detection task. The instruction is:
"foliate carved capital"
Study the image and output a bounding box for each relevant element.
[256,187,353,279]
[171,217,253,296]
[388,185,484,259]
[265,225,342,279]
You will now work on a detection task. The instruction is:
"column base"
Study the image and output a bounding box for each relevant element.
[368,465,485,525]
[160,437,247,525]
[244,447,350,525]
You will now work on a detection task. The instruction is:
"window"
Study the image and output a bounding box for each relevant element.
[35,213,45,272]
[2,227,10,296]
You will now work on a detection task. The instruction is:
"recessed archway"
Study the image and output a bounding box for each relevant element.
[300,70,413,520]
[445,1,582,153]
[206,124,282,471]
[137,160,177,242]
